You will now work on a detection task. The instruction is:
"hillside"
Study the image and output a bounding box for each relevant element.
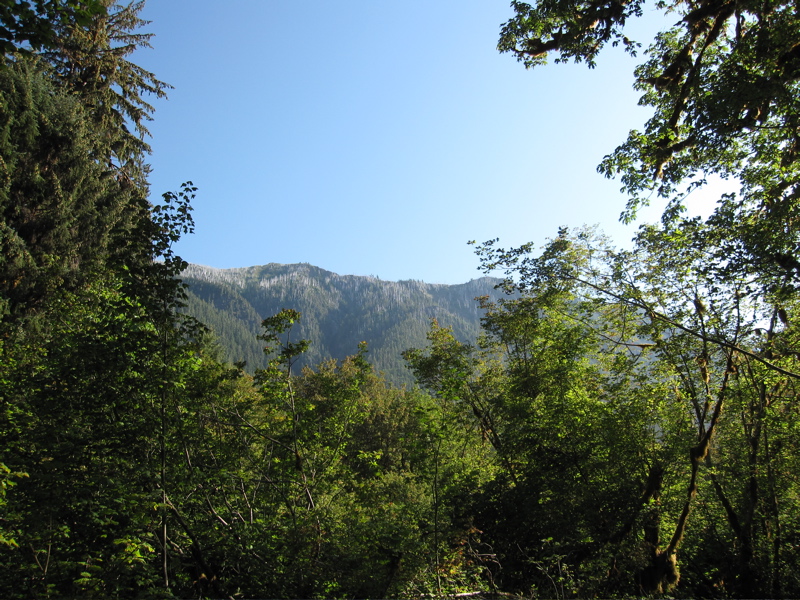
[181,263,505,384]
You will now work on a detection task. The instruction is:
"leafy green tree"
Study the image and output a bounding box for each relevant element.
[0,3,237,598]
[499,0,800,351]
[407,247,690,596]
[495,4,800,593]
[0,182,200,597]
[0,44,197,597]
[158,308,495,598]
[0,2,169,321]
[473,225,800,597]
[500,0,800,220]
[627,221,800,596]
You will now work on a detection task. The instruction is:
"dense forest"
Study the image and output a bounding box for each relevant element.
[1,0,800,598]
[180,263,506,385]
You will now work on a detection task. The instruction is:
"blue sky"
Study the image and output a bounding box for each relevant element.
[135,0,678,284]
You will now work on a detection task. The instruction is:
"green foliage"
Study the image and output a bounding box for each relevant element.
[407,247,680,595]
[458,223,800,597]
[0,0,106,56]
[0,55,139,320]
[490,5,800,592]
[500,0,800,306]
[5,0,799,597]
[0,7,200,596]
[44,0,171,176]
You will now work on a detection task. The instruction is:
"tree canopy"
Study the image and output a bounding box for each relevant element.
[500,0,800,253]
[0,0,106,56]
[456,1,800,595]
[1,0,799,597]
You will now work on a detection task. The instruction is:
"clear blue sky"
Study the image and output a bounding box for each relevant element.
[135,0,681,284]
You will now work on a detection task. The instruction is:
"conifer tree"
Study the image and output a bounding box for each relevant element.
[0,3,201,596]
[0,0,106,56]
[44,0,170,183]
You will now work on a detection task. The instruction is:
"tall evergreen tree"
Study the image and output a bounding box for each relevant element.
[0,55,132,321]
[0,0,106,56]
[0,3,201,596]
[44,0,170,183]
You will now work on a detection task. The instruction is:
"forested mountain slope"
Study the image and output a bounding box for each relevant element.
[181,263,504,383]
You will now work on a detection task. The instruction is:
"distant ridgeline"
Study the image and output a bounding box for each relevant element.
[180,263,505,385]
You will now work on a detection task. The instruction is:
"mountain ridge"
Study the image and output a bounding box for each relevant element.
[181,262,505,384]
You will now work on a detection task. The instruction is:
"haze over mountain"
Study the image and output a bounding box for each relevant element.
[181,263,506,384]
